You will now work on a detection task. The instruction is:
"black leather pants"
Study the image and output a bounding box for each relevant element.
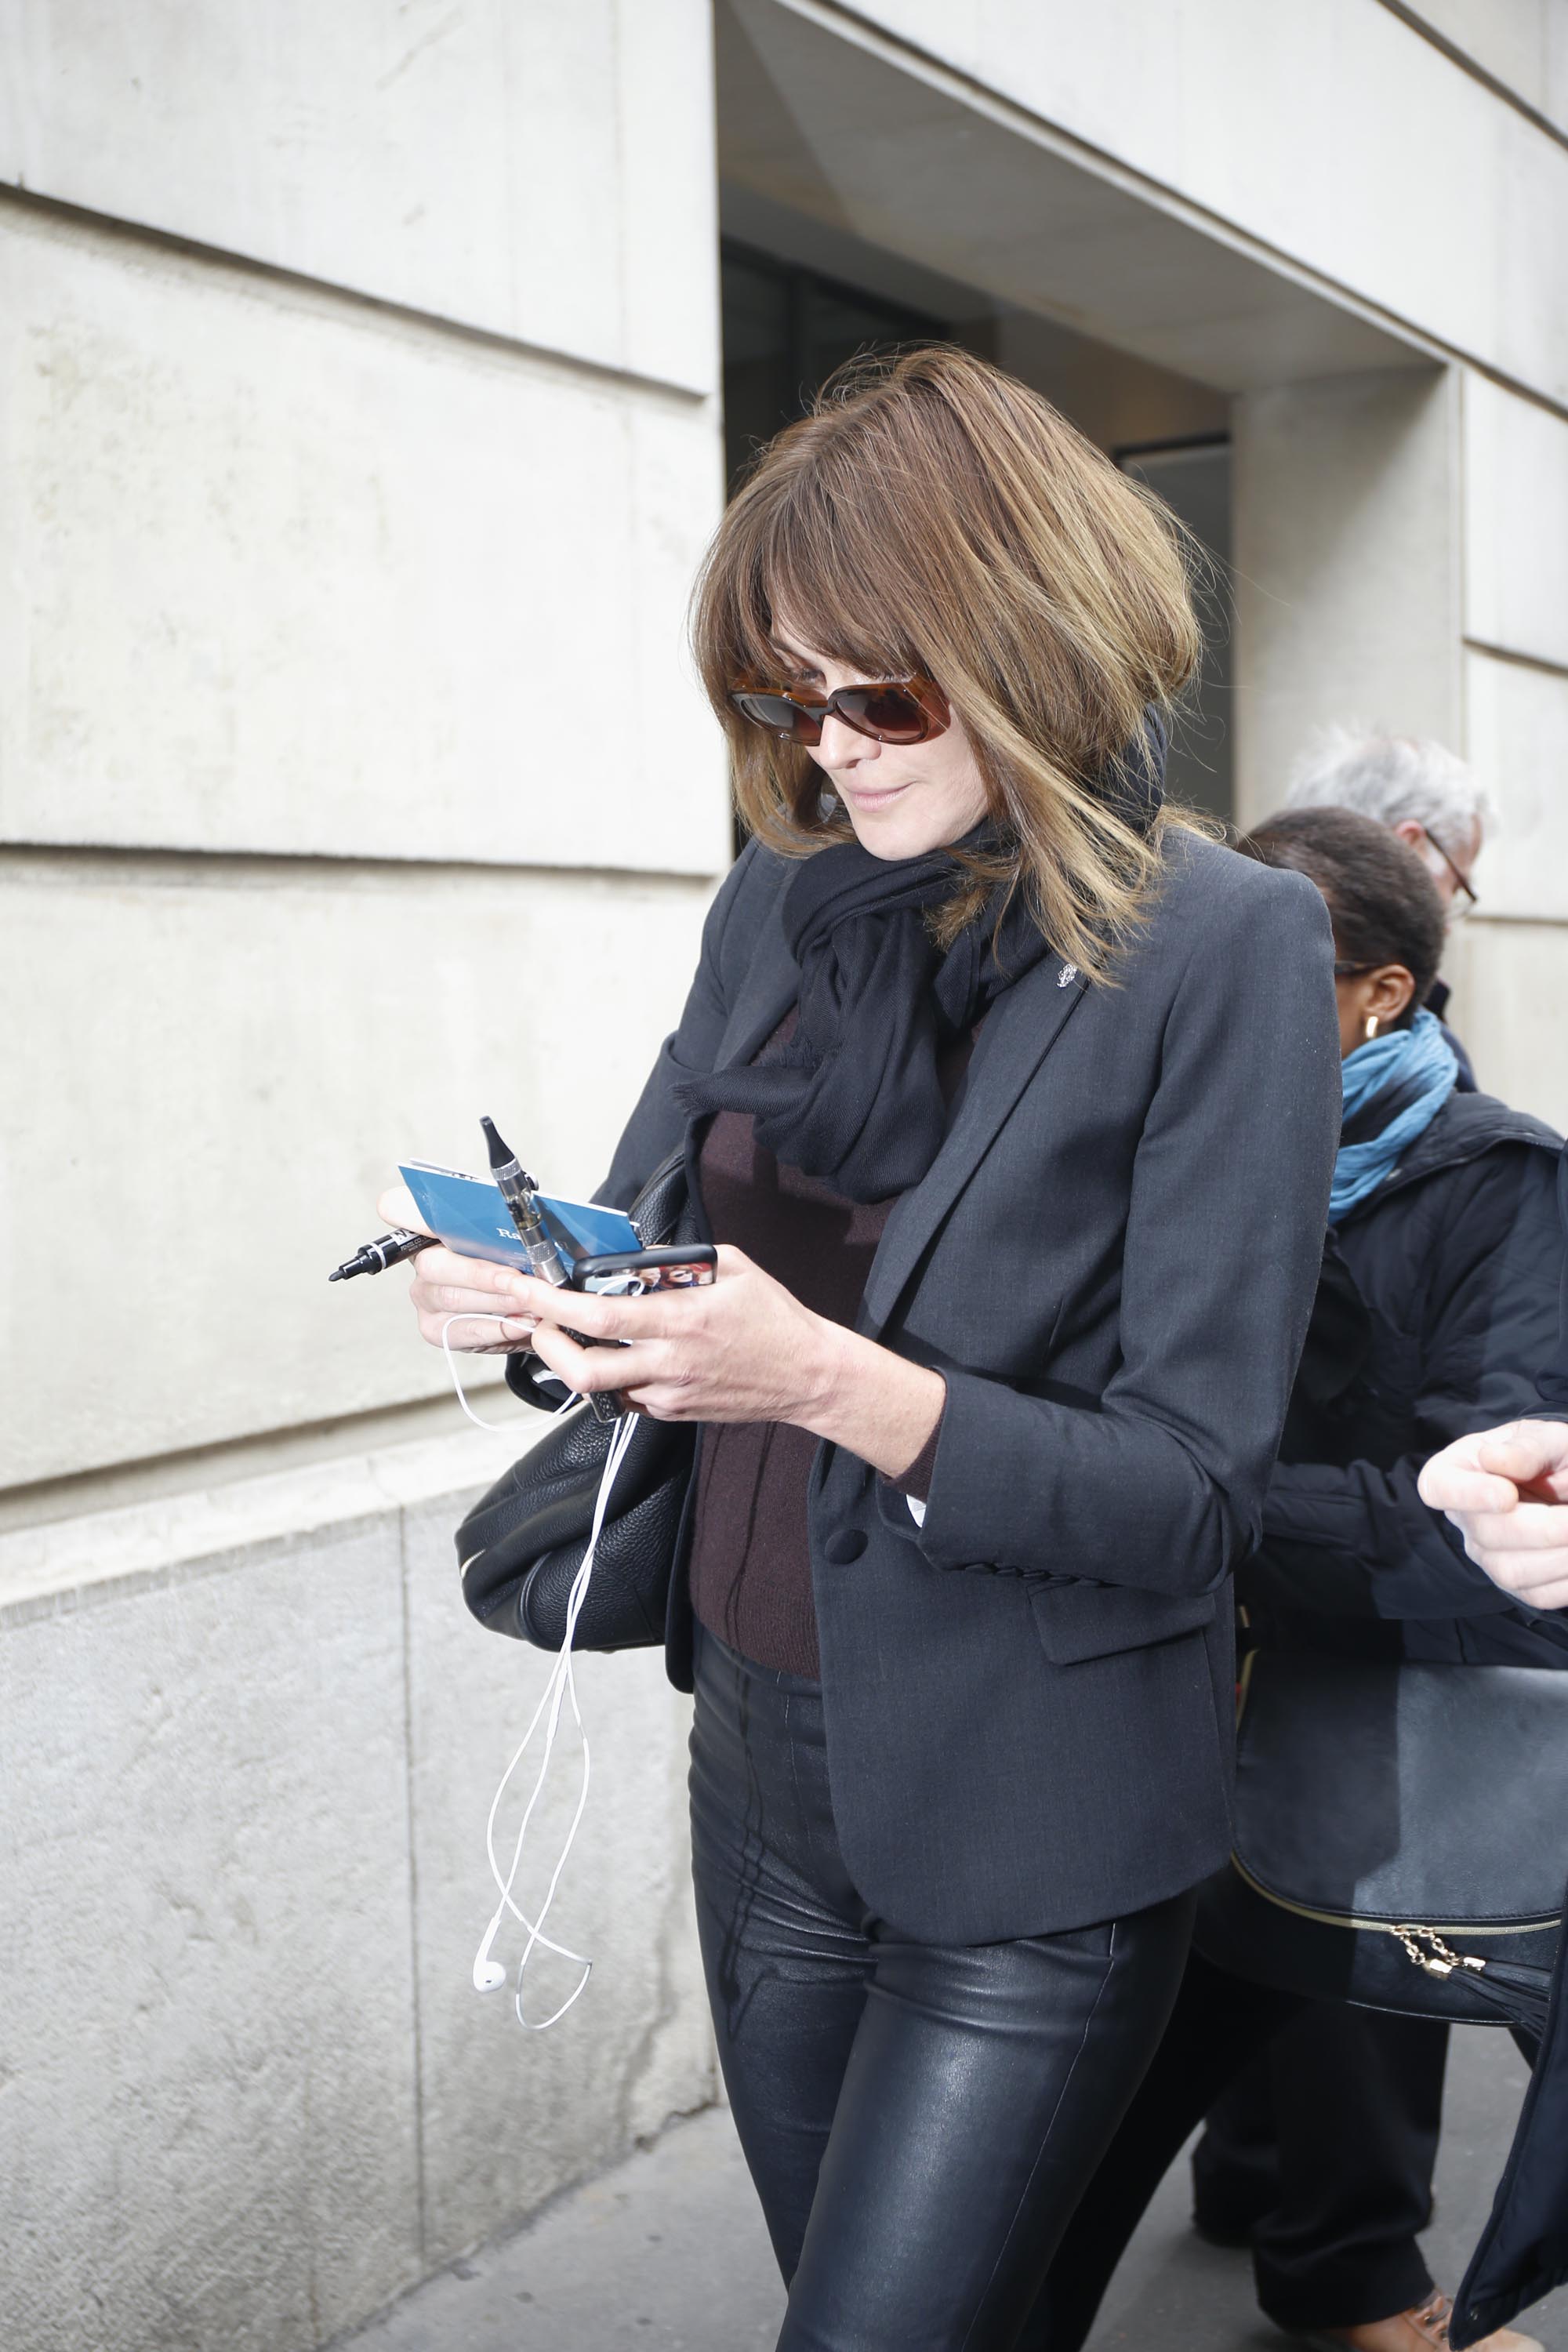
[688,1628,1196,2352]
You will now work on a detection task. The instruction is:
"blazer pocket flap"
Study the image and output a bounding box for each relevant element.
[1029,1581,1217,1665]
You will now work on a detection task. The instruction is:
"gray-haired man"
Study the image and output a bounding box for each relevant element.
[1285,728,1488,1085]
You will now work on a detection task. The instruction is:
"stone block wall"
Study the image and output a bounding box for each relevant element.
[1449,372,1568,1128]
[0,0,728,1503]
[0,1433,714,2352]
[0,9,727,2347]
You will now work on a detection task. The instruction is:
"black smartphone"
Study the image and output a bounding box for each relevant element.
[571,1245,718,1295]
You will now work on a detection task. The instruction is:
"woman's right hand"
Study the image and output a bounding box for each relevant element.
[376,1184,539,1355]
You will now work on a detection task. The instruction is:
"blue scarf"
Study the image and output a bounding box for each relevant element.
[1330,1007,1458,1223]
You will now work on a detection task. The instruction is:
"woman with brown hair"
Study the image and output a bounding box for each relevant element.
[391,347,1341,2350]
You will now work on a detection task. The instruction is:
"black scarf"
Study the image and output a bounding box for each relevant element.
[677,713,1167,1203]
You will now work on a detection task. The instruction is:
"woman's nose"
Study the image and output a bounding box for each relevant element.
[817,712,878,769]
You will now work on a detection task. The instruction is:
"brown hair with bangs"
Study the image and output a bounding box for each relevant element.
[691,345,1204,975]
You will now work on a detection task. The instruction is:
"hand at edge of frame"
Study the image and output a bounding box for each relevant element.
[1418,1420,1568,1610]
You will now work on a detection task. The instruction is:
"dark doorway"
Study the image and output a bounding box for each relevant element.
[1117,436,1234,827]
[721,239,949,494]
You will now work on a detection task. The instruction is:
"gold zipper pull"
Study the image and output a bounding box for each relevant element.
[1396,1926,1486,1978]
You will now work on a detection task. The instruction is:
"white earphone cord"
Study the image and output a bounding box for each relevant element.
[444,1312,635,2030]
[440,1311,528,1433]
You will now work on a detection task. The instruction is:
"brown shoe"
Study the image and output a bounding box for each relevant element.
[1300,2288,1544,2352]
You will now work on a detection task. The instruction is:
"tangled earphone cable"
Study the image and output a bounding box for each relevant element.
[442,1312,634,2030]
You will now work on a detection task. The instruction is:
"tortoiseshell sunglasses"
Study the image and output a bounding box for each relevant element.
[728,675,950,747]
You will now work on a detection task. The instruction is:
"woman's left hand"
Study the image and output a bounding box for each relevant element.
[505,1246,837,1426]
[503,1247,947,1480]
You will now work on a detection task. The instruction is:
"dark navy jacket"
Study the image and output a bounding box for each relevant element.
[1243,1091,1566,1665]
[600,830,1341,1941]
[1543,1139,1568,1415]
[1425,975,1475,1092]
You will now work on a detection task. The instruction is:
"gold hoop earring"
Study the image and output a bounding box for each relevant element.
[1365,1014,1380,1041]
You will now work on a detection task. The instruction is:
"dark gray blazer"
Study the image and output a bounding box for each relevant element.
[602,829,1342,1941]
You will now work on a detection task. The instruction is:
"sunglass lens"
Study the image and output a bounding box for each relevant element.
[731,691,822,745]
[833,685,930,743]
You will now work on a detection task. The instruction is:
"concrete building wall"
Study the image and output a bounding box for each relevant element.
[1231,367,1463,817]
[1445,365,1568,1131]
[4,855,712,1487]
[0,1434,710,2352]
[0,0,717,390]
[4,7,1566,2350]
[1400,1,1568,132]
[841,0,1568,404]
[0,7,728,1501]
[0,7,724,2350]
[0,206,724,876]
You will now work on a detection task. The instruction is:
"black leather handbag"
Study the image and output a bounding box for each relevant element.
[1194,1651,1568,2040]
[454,1147,699,1653]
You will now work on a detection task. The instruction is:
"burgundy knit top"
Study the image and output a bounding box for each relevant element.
[686,1011,962,1679]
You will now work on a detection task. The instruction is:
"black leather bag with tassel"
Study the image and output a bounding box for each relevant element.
[454,1146,699,1653]
[1194,1651,1568,2041]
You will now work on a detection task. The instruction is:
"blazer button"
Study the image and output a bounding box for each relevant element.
[824,1529,868,1566]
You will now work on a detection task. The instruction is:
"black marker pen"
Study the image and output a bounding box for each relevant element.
[328,1230,436,1282]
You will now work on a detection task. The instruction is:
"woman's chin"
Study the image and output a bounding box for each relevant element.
[844,800,949,862]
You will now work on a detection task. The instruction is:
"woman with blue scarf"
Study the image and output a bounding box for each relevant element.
[1024,808,1564,2352]
[1331,1004,1461,1221]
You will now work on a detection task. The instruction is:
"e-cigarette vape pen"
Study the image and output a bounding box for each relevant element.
[481,1116,617,1423]
[480,1117,572,1285]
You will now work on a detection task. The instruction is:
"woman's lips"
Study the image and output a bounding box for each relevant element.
[839,780,909,809]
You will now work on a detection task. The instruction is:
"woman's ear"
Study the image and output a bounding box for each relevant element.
[1366,962,1417,1029]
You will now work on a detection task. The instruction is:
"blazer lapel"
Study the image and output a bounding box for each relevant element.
[860,956,1089,1337]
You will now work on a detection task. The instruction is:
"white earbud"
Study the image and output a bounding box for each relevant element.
[472,1916,507,1993]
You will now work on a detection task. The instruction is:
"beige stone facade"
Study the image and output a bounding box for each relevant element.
[2,6,1564,2347]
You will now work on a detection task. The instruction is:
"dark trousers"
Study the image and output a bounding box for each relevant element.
[688,1628,1196,2352]
[1193,2008,1447,2328]
[1018,1952,1454,2350]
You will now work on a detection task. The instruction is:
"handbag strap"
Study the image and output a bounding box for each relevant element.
[628,1145,689,1249]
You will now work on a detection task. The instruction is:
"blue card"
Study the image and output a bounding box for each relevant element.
[397,1162,641,1269]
